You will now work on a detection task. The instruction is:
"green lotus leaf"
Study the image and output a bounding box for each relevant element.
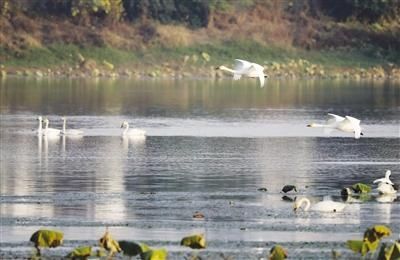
[180,234,206,249]
[119,241,143,256]
[351,183,372,193]
[269,245,287,260]
[346,240,364,254]
[140,243,151,253]
[30,229,64,248]
[377,241,400,260]
[140,248,167,260]
[66,246,92,259]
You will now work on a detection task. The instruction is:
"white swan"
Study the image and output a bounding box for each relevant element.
[61,117,83,136]
[216,59,268,87]
[376,182,397,195]
[42,118,61,136]
[293,197,346,212]
[121,121,146,137]
[373,170,394,185]
[37,116,43,135]
[307,113,363,139]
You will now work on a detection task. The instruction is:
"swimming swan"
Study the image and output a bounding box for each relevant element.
[216,59,269,87]
[61,117,83,136]
[121,121,146,137]
[373,170,394,185]
[37,116,43,135]
[307,113,363,139]
[293,197,346,212]
[42,118,61,136]
[376,182,397,195]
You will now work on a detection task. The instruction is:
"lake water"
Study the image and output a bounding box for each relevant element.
[0,77,399,258]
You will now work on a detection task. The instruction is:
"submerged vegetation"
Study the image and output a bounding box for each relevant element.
[0,0,399,80]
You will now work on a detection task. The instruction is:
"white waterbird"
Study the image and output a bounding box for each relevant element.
[376,182,397,195]
[61,117,83,136]
[293,197,346,212]
[121,121,146,137]
[42,118,61,136]
[37,116,43,135]
[373,170,394,185]
[307,113,363,139]
[216,59,268,87]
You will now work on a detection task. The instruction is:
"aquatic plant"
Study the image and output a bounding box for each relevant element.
[181,234,206,249]
[269,245,287,260]
[29,229,63,256]
[347,225,392,256]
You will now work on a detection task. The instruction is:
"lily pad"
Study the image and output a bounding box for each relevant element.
[30,229,63,248]
[180,234,206,249]
[371,225,392,238]
[269,245,287,260]
[66,246,92,259]
[140,248,167,260]
[119,241,142,256]
[282,185,297,193]
[99,229,121,255]
[351,183,372,193]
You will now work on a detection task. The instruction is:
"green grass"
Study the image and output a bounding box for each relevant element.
[0,40,397,69]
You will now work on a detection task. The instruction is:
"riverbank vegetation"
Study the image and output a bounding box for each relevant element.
[0,0,399,79]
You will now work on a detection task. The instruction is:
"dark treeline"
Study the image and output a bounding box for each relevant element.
[1,0,399,27]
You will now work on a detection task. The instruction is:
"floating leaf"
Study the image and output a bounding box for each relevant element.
[192,211,205,219]
[282,185,297,193]
[257,187,268,192]
[140,248,167,260]
[119,241,142,257]
[269,245,287,260]
[140,243,151,253]
[30,229,63,248]
[377,241,400,260]
[180,234,206,249]
[66,246,92,259]
[351,183,372,193]
[347,240,364,254]
[99,229,121,255]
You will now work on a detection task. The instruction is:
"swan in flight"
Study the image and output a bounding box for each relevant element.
[61,117,83,136]
[216,59,268,87]
[293,197,346,212]
[373,170,394,185]
[307,113,363,139]
[121,121,146,137]
[42,118,61,136]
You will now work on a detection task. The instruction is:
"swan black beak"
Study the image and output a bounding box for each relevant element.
[360,132,364,136]
[264,75,269,79]
[306,124,311,127]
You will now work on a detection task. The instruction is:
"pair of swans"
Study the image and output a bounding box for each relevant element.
[216,59,268,87]
[37,116,83,137]
[307,113,363,139]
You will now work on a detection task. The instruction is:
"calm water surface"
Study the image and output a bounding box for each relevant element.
[0,77,399,258]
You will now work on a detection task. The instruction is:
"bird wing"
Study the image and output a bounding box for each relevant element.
[233,74,242,80]
[234,59,252,72]
[344,116,361,126]
[373,177,394,185]
[326,113,345,125]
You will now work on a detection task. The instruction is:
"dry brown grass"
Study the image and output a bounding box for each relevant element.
[156,24,194,47]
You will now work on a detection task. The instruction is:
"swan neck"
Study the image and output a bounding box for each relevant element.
[300,198,311,211]
[122,125,128,135]
[219,66,236,74]
[38,120,42,132]
[63,119,66,132]
[309,123,330,128]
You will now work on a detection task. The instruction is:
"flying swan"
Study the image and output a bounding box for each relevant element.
[216,59,269,87]
[307,113,363,139]
[293,197,346,212]
[121,121,146,137]
[61,117,83,136]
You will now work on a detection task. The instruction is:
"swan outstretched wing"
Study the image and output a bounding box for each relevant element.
[234,59,252,73]
[373,170,394,185]
[345,116,361,126]
[258,74,265,87]
[233,74,242,80]
[327,113,345,125]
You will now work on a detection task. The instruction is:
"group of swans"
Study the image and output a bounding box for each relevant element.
[36,117,146,137]
[37,116,83,137]
[293,170,397,213]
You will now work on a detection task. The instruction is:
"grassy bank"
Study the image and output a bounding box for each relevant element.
[1,41,399,80]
